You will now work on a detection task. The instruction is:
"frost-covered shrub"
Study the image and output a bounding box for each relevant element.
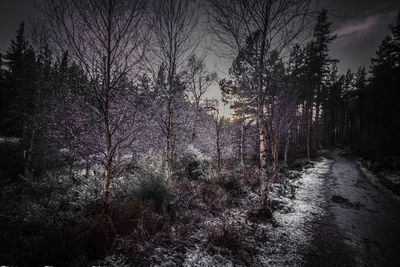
[207,223,243,251]
[174,145,217,181]
[247,204,273,223]
[68,167,104,209]
[131,168,171,210]
[114,151,172,210]
[206,222,252,263]
[131,149,165,174]
[216,175,244,197]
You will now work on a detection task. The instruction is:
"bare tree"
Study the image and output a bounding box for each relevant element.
[236,116,253,168]
[204,98,227,170]
[39,0,148,209]
[207,0,313,172]
[207,0,313,206]
[185,54,217,142]
[266,90,298,170]
[149,0,199,180]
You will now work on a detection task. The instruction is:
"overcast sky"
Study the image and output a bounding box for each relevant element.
[0,0,398,115]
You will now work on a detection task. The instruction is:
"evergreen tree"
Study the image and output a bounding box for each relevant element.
[0,53,5,130]
[353,66,367,143]
[303,9,337,154]
[365,17,400,154]
[3,22,39,136]
[323,64,342,146]
[341,69,354,144]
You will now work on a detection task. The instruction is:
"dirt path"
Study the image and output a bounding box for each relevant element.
[306,150,400,266]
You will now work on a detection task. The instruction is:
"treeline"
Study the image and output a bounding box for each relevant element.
[221,8,400,171]
[0,1,399,204]
[0,0,239,208]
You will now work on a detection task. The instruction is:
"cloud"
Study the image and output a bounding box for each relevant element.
[333,14,382,37]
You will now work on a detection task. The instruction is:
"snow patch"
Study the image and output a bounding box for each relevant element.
[184,246,234,267]
[0,137,20,144]
[357,161,400,202]
[254,157,333,266]
[181,157,333,266]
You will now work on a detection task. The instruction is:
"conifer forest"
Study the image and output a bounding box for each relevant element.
[0,0,400,266]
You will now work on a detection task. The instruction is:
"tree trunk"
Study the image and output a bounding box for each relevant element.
[103,154,113,212]
[271,137,279,171]
[23,127,35,179]
[240,123,245,167]
[103,1,113,212]
[165,125,173,180]
[216,118,222,170]
[315,102,321,148]
[191,102,200,143]
[306,120,311,159]
[259,122,267,169]
[165,95,174,180]
[103,116,113,211]
[332,112,335,146]
[306,100,313,159]
[284,130,290,165]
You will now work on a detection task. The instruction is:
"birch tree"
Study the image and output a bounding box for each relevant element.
[149,0,199,180]
[207,0,313,174]
[39,0,148,209]
[185,55,217,143]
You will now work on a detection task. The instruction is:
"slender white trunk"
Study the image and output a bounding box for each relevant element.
[284,129,290,165]
[240,123,245,167]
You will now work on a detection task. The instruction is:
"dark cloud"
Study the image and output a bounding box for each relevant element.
[318,0,399,72]
[333,14,382,37]
[329,10,398,72]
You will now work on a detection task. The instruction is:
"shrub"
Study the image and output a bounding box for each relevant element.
[174,145,217,181]
[206,223,252,263]
[217,175,244,197]
[289,159,304,170]
[207,223,244,252]
[111,152,177,237]
[68,167,104,211]
[247,204,273,223]
[113,151,173,211]
[132,171,170,210]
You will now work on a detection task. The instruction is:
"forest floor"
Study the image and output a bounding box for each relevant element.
[172,150,400,266]
[2,146,400,266]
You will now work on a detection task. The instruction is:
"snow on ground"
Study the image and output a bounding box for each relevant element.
[254,158,333,266]
[181,157,333,266]
[0,137,20,144]
[386,173,400,185]
[184,246,235,267]
[356,160,400,202]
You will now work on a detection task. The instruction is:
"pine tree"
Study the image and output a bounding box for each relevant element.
[365,16,400,154]
[2,22,59,177]
[0,53,5,130]
[3,22,39,136]
[324,64,342,146]
[303,9,337,154]
[354,66,367,143]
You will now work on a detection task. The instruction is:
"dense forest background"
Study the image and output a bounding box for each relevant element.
[0,0,399,265]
